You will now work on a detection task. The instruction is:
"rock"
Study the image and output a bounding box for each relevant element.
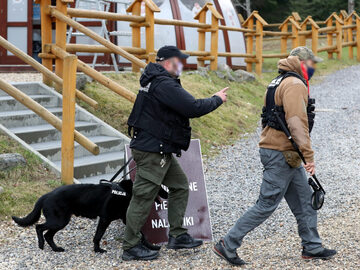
[226,70,235,82]
[214,71,226,79]
[76,74,93,90]
[233,69,256,82]
[0,153,26,170]
[217,63,232,72]
[197,66,210,77]
[0,186,3,195]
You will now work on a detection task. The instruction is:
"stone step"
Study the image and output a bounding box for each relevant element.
[31,135,124,161]
[9,121,100,144]
[0,94,59,111]
[53,151,125,180]
[0,107,65,128]
[0,83,49,96]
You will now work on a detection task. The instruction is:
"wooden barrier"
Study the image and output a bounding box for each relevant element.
[0,78,99,156]
[61,55,77,184]
[0,35,98,108]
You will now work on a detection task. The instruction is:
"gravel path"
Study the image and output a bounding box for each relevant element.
[1,66,360,269]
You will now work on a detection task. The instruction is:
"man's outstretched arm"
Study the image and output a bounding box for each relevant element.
[153,80,228,118]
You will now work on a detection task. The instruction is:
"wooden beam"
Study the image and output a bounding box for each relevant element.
[145,5,156,63]
[51,45,136,103]
[66,44,146,54]
[197,10,206,68]
[40,0,53,85]
[0,36,97,108]
[50,7,146,69]
[0,78,99,155]
[61,55,77,185]
[55,0,67,82]
[67,7,145,22]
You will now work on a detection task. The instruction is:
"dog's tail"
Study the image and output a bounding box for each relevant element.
[12,195,47,227]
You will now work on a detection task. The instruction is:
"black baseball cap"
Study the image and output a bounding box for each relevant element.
[156,45,189,61]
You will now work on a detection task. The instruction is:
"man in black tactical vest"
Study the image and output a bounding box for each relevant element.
[122,45,229,261]
[213,47,336,266]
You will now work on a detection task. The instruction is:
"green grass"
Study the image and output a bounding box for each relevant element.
[0,132,61,221]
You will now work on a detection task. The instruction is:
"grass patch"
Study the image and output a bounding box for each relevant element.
[0,132,61,221]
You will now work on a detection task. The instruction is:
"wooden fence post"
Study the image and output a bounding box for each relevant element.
[61,55,77,185]
[243,11,267,75]
[302,16,319,55]
[325,16,334,59]
[339,10,348,42]
[334,14,344,60]
[144,1,160,64]
[345,14,354,59]
[354,12,360,62]
[291,20,300,49]
[38,0,53,85]
[194,5,209,68]
[126,1,142,72]
[242,17,254,72]
[55,0,71,84]
[279,17,293,54]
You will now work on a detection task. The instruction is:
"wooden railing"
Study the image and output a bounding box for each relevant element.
[39,1,360,77]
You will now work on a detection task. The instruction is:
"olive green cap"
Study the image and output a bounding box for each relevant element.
[290,46,323,63]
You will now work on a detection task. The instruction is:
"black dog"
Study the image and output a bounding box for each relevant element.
[12,180,167,253]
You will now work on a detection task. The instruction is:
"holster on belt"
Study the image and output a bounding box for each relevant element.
[282,150,302,168]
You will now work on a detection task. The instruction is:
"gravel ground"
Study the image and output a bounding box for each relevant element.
[1,66,360,269]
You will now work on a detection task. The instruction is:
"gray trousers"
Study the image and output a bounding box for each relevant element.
[224,148,323,253]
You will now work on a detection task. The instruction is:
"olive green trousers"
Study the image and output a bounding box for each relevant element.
[123,149,189,250]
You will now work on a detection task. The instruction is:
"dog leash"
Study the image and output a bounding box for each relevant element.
[109,156,134,182]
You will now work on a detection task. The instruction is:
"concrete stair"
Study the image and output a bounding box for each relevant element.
[0,82,130,184]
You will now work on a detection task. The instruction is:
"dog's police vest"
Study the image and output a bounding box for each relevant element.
[127,81,191,153]
[261,71,315,133]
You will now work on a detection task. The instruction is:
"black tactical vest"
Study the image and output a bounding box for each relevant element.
[127,81,191,152]
[261,71,315,133]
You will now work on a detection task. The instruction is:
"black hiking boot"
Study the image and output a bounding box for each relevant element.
[167,233,203,249]
[122,243,159,261]
[141,233,161,251]
[302,247,337,260]
[213,239,246,266]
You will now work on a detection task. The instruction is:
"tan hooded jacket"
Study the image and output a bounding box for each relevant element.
[259,56,314,162]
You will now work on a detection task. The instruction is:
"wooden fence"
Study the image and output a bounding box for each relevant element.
[1,0,360,184]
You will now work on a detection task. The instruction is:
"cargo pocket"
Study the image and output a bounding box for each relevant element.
[258,178,283,210]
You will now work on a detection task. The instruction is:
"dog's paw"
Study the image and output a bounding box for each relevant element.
[53,247,65,252]
[94,248,107,253]
[38,242,44,250]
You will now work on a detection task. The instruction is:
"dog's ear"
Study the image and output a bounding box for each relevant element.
[158,187,168,199]
[120,180,133,193]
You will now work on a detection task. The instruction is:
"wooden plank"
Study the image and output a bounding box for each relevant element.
[61,55,77,185]
[246,18,254,72]
[327,18,334,59]
[335,19,342,59]
[0,36,97,108]
[197,11,206,68]
[55,0,67,82]
[40,0,53,85]
[67,7,145,22]
[66,44,146,54]
[218,25,255,33]
[130,1,141,72]
[51,45,136,103]
[218,52,256,58]
[357,18,360,61]
[210,14,219,70]
[312,27,319,56]
[50,7,146,69]
[262,53,289,58]
[255,20,263,75]
[317,45,337,52]
[280,24,288,54]
[145,5,156,63]
[0,78,99,155]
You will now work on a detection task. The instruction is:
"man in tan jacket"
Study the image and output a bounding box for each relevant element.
[213,47,336,266]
